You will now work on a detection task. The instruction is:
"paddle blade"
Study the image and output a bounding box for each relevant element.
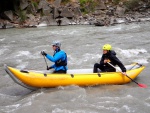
[138,84,147,88]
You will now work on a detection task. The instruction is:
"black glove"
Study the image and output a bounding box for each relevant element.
[41,51,47,56]
[47,66,52,70]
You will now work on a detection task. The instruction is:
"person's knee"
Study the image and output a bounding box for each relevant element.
[94,63,99,67]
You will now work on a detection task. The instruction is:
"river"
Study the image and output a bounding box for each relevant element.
[0,22,150,113]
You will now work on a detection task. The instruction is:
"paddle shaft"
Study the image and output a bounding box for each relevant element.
[107,62,139,85]
[43,55,49,69]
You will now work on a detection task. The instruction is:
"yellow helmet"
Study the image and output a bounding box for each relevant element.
[103,44,112,50]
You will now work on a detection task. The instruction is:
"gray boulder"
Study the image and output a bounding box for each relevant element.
[40,15,57,26]
[115,6,126,17]
[53,0,62,7]
[61,7,74,18]
[4,10,13,21]
[58,17,70,26]
[20,0,29,10]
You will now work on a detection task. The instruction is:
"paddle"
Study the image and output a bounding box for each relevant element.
[42,55,49,70]
[107,62,147,88]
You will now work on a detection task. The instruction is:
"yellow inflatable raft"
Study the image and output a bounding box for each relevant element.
[4,63,145,90]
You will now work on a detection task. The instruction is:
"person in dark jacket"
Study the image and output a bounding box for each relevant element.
[93,44,126,75]
[41,41,67,73]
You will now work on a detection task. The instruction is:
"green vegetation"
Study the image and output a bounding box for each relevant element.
[79,0,97,14]
[31,0,39,9]
[18,9,27,24]
[62,0,71,4]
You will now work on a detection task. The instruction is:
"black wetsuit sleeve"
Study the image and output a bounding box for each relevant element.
[110,55,126,72]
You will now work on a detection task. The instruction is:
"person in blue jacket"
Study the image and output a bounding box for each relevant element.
[93,44,126,75]
[41,41,67,73]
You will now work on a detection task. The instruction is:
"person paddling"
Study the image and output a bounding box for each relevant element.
[93,44,126,75]
[41,41,68,73]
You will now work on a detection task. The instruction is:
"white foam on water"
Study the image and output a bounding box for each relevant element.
[0,104,21,113]
[0,38,5,41]
[0,48,8,55]
[15,51,40,59]
[16,51,31,57]
[119,48,147,58]
[68,30,78,35]
[107,25,122,32]
[36,22,47,27]
[67,54,81,65]
[133,58,149,64]
[33,45,49,49]
[116,19,126,23]
[126,24,140,30]
[126,95,133,98]
[16,62,29,69]
[16,59,22,63]
[57,108,71,113]
[30,52,42,59]
[0,93,18,101]
[0,92,43,113]
[68,53,101,68]
[116,48,149,63]
[82,53,101,62]
[145,97,150,107]
[145,103,150,107]
[68,56,83,66]
[122,105,134,112]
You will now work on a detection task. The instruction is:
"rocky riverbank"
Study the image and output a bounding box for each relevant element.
[0,0,150,29]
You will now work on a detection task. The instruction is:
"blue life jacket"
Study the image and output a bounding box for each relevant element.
[46,49,68,71]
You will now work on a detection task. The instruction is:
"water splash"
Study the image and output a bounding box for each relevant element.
[119,48,147,58]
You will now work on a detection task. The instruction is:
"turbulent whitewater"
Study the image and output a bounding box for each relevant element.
[0,22,150,113]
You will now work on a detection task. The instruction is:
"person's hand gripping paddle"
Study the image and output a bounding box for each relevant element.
[107,62,147,88]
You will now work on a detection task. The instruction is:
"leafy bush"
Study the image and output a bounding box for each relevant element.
[79,0,97,14]
[18,10,27,24]
[31,0,39,9]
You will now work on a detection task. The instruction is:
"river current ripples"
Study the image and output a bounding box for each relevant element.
[0,22,150,113]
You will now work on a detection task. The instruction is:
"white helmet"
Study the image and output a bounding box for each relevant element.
[52,41,61,48]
